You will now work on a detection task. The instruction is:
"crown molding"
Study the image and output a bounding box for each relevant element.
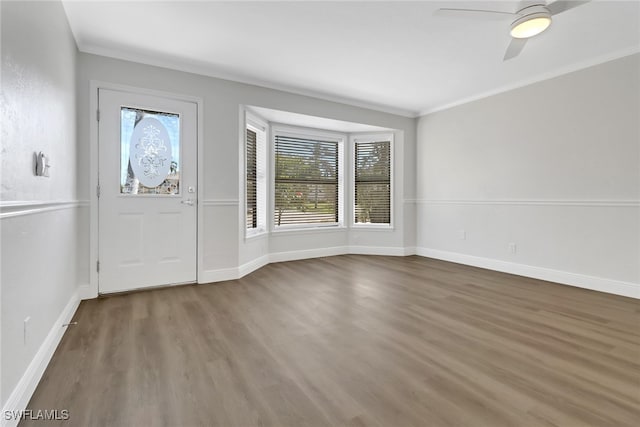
[77,44,419,119]
[418,46,640,117]
[77,42,638,121]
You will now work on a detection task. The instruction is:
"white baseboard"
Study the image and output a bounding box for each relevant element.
[1,290,80,427]
[415,247,639,299]
[404,246,417,256]
[199,247,334,284]
[199,255,271,284]
[200,266,240,284]
[349,245,410,256]
[175,246,639,299]
[238,255,270,278]
[269,246,348,263]
[199,246,411,284]
[77,283,96,300]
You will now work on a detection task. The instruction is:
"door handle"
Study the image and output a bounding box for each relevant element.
[181,199,195,206]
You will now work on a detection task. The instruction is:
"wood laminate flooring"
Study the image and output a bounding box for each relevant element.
[23,255,640,426]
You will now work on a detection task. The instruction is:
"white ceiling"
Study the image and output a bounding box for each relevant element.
[62,0,640,117]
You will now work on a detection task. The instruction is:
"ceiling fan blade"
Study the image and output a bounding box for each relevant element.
[547,0,591,16]
[435,8,516,20]
[504,38,528,61]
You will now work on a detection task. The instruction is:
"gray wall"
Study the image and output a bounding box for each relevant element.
[416,54,640,292]
[1,0,79,406]
[76,53,417,286]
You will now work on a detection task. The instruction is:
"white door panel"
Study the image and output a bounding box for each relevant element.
[98,89,197,293]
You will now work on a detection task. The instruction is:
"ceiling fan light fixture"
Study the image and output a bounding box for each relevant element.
[510,10,552,39]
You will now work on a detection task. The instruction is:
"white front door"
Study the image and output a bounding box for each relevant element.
[98,89,197,294]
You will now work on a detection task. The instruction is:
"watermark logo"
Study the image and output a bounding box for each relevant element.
[4,409,69,421]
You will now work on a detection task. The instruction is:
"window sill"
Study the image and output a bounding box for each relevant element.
[271,225,347,236]
[351,224,394,231]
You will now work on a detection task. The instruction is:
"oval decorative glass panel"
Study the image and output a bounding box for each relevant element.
[129,117,172,188]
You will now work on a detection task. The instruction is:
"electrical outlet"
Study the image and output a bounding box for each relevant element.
[24,316,31,345]
[508,243,517,254]
[458,230,466,240]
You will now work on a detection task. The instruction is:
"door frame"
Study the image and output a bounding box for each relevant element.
[87,81,204,298]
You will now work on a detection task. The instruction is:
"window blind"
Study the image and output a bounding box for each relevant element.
[354,140,391,224]
[246,128,257,229]
[274,134,339,226]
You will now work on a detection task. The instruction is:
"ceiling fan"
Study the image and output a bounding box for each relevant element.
[435,1,591,60]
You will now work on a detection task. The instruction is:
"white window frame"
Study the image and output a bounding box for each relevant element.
[351,132,394,229]
[270,124,345,233]
[244,111,268,239]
